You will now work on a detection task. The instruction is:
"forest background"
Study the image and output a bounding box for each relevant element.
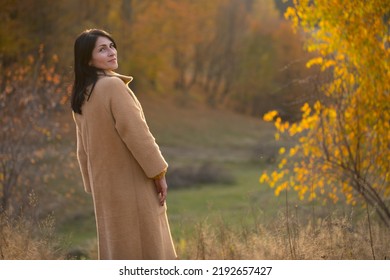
[1,0,389,260]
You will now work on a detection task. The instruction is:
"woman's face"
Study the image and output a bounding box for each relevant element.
[89,36,118,71]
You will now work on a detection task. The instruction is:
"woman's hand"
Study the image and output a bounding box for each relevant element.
[154,176,168,206]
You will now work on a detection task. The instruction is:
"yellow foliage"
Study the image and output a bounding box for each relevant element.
[263,110,278,122]
[313,101,321,112]
[289,147,298,157]
[278,158,287,169]
[301,102,311,116]
[275,182,288,196]
[306,57,323,68]
[259,173,269,184]
[261,0,390,220]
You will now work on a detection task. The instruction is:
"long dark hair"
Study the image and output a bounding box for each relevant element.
[71,29,117,114]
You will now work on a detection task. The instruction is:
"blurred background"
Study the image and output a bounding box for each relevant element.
[1,0,389,260]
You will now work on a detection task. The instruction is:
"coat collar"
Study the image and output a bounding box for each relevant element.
[98,71,133,84]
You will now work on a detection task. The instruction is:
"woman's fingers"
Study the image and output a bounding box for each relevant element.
[155,177,168,206]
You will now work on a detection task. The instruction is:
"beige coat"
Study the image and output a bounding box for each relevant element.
[73,72,176,260]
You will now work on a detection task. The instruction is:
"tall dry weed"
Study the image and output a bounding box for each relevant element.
[0,205,65,260]
[176,213,390,260]
[0,193,65,260]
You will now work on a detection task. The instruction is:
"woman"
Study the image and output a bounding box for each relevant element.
[71,29,176,260]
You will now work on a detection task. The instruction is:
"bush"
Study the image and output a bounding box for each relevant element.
[167,162,235,189]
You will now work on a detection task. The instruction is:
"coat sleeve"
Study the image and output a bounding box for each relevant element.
[73,112,92,193]
[104,77,168,178]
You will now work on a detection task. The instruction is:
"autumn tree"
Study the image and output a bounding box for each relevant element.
[0,47,64,217]
[260,0,390,227]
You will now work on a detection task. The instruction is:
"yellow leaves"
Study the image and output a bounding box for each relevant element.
[263,110,278,122]
[284,6,299,29]
[278,158,287,169]
[301,102,312,118]
[289,147,298,157]
[260,0,390,213]
[348,73,355,85]
[259,173,269,184]
[306,57,323,68]
[300,115,318,130]
[275,182,288,197]
[296,185,308,201]
[334,65,349,80]
[271,170,285,182]
[313,101,322,112]
[288,123,299,136]
[345,192,354,205]
[322,59,336,70]
[276,120,290,133]
[344,107,353,119]
[327,108,337,120]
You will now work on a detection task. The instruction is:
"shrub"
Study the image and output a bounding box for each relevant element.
[167,162,235,189]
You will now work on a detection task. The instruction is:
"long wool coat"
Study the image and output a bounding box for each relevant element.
[73,72,176,260]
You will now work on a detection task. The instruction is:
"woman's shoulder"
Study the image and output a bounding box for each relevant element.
[92,73,134,103]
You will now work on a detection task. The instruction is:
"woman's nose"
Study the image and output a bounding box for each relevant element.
[108,48,116,56]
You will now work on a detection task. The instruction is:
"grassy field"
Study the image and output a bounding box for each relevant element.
[49,94,389,260]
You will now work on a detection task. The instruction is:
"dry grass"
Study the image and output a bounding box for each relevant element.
[0,212,65,260]
[2,208,389,260]
[175,214,390,260]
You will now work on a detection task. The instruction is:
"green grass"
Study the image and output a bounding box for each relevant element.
[167,162,280,237]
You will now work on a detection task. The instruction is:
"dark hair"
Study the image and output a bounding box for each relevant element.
[71,29,117,114]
